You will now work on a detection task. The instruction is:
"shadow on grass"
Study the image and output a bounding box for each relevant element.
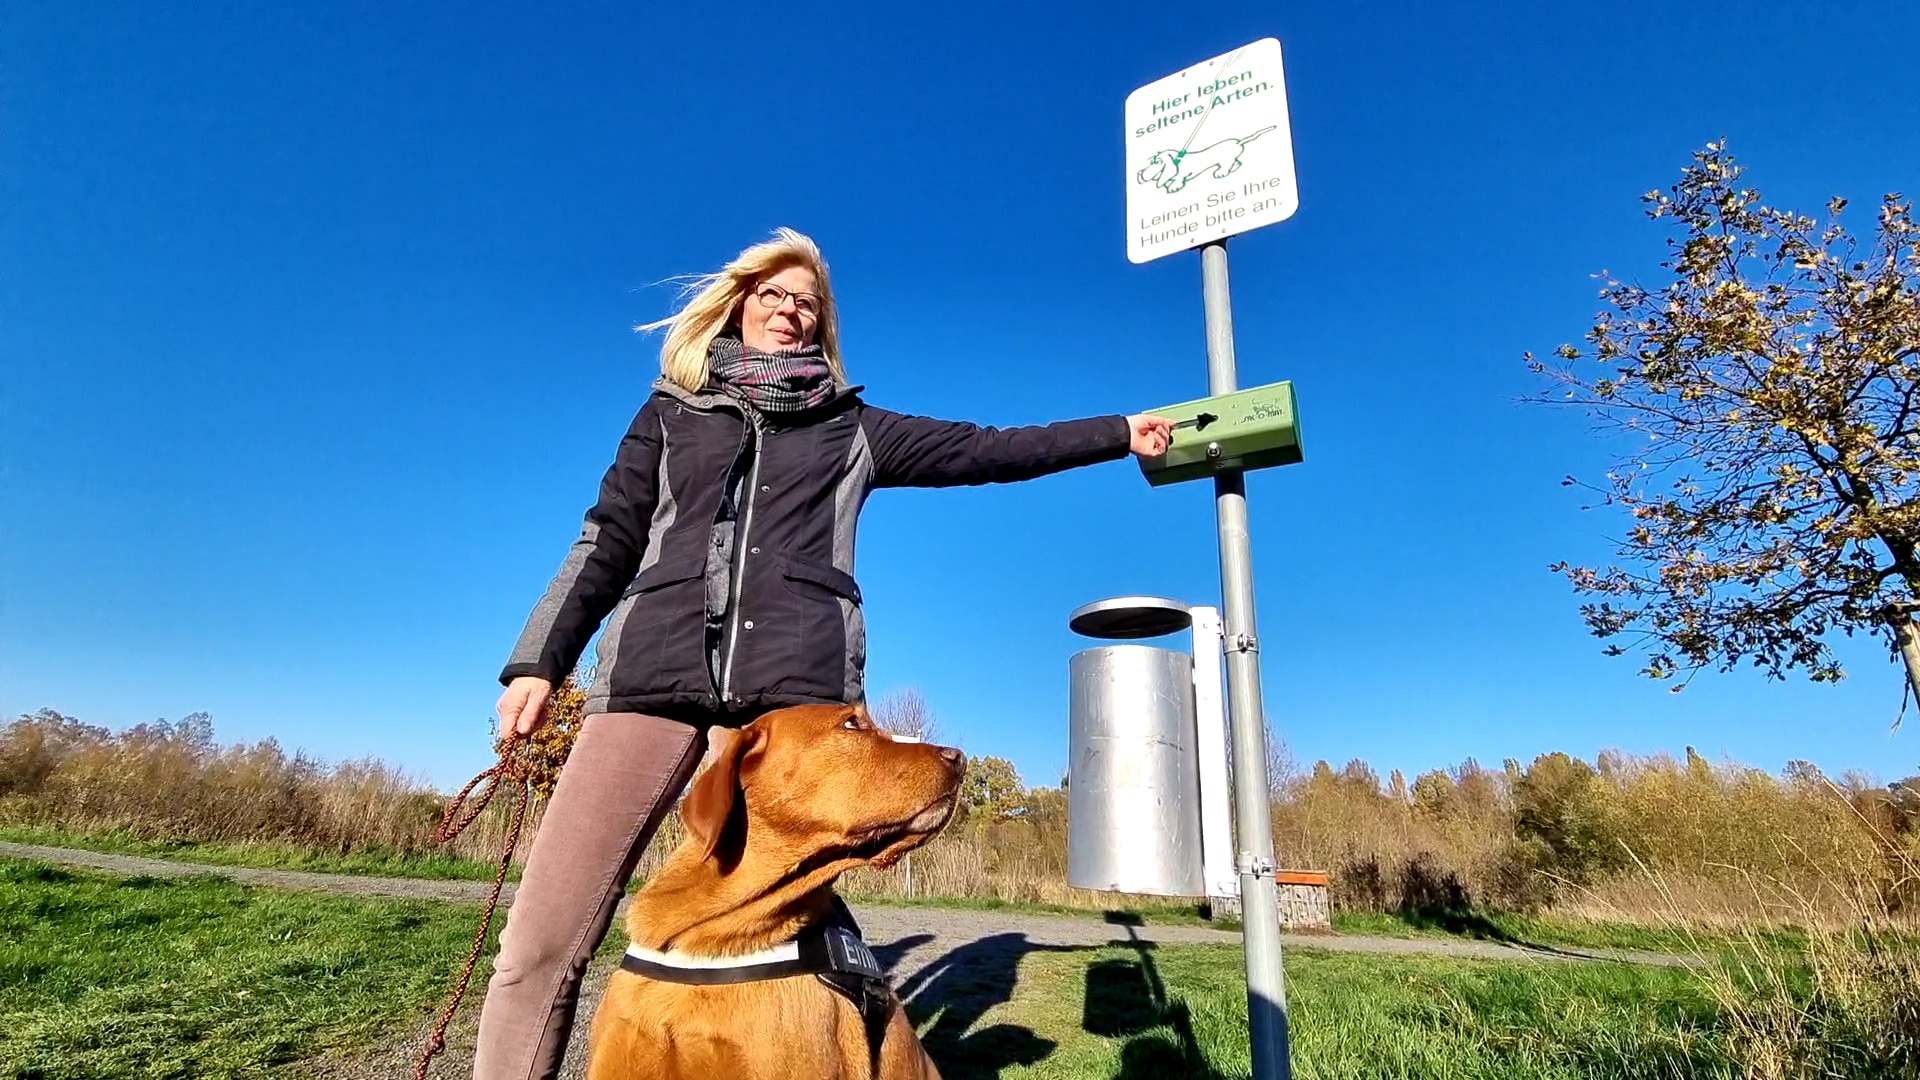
[1343,854,1524,944]
[1358,855,1617,960]
[885,932,1095,1080]
[1088,927,1231,1080]
[876,914,1243,1079]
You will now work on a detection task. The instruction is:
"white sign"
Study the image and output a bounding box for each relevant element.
[1124,39,1298,264]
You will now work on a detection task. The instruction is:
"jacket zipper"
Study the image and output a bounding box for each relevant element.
[718,420,764,703]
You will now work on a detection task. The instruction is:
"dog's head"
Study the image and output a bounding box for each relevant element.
[1136,151,1174,185]
[679,703,965,876]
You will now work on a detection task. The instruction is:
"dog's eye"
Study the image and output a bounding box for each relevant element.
[841,717,864,730]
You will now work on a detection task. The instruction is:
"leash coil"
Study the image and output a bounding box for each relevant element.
[414,732,532,1080]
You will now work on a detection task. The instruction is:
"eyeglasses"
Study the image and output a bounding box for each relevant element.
[750,282,822,318]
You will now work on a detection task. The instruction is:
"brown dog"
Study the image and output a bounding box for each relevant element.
[584,703,964,1080]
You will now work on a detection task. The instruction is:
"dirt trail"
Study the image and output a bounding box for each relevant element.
[2,840,1687,1078]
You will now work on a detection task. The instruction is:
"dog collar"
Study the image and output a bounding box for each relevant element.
[620,923,882,986]
[619,898,894,1067]
[622,939,803,972]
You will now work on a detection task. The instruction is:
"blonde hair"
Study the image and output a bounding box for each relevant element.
[638,227,846,393]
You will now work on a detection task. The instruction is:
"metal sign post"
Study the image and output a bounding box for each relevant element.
[1201,238,1291,1080]
[1124,38,1301,1080]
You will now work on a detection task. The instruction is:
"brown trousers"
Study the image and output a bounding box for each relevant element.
[471,711,710,1080]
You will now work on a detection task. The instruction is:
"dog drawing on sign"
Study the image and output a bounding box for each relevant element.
[1136,126,1277,194]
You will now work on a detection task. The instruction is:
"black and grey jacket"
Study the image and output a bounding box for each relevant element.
[501,377,1132,719]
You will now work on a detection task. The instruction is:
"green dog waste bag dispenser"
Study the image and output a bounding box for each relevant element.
[1136,380,1301,487]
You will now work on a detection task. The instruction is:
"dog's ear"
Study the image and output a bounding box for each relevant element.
[680,724,762,867]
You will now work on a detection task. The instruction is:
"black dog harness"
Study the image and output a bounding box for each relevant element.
[620,900,893,1064]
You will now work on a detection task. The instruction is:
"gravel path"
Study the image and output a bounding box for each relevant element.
[0,841,502,902]
[2,840,1686,1078]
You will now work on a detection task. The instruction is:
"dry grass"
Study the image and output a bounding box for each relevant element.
[1705,910,1920,1078]
[1618,834,1920,1079]
[0,709,526,865]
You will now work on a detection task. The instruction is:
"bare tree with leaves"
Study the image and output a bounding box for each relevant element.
[1530,142,1920,706]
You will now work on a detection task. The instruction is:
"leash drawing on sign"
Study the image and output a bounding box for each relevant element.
[1176,48,1242,151]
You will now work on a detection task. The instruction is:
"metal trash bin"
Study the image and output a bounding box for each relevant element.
[1066,642,1206,897]
[1065,595,1238,907]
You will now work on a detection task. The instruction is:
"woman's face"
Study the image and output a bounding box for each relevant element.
[739,264,822,352]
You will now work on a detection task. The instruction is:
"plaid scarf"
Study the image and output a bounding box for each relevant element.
[707,336,837,414]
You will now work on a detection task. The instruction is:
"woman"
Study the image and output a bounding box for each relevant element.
[474,227,1171,1079]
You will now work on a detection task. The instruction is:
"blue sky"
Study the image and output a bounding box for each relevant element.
[3,1,1916,792]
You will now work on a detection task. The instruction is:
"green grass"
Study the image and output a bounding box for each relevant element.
[915,940,1737,1079]
[1327,907,1689,953]
[0,822,512,882]
[0,857,490,1079]
[0,852,1756,1079]
[1329,906,1807,961]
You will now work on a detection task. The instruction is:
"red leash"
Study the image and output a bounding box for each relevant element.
[414,732,532,1079]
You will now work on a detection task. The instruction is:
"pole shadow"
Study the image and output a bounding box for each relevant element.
[1088,927,1231,1080]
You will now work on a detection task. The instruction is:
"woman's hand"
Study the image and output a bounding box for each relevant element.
[1126,414,1175,457]
[498,676,554,737]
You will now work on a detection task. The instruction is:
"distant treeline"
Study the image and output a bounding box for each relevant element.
[1270,749,1918,920]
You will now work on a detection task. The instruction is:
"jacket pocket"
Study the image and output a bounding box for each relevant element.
[780,557,862,604]
[602,553,712,703]
[627,553,706,596]
[769,557,865,702]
